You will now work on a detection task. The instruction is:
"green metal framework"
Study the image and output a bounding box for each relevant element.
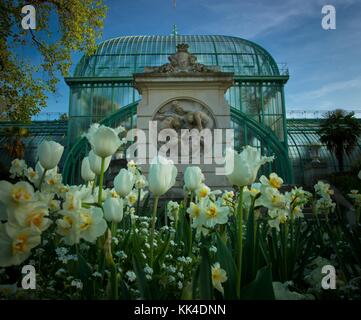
[287,118,361,184]
[0,121,67,169]
[65,35,289,147]
[62,102,293,184]
[63,35,292,184]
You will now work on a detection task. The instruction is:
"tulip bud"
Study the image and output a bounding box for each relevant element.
[184,166,204,192]
[90,126,121,158]
[88,150,111,176]
[38,141,64,170]
[148,156,177,197]
[225,147,274,187]
[103,197,124,223]
[81,157,95,182]
[114,169,135,197]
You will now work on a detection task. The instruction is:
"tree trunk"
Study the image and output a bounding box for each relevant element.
[336,147,344,173]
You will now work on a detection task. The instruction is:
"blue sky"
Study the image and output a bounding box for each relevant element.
[41,0,361,115]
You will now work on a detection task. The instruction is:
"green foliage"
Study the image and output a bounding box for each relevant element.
[0,0,107,121]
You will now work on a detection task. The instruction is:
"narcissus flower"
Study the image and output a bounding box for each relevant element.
[225,147,274,187]
[8,202,52,232]
[203,201,229,228]
[38,140,64,170]
[211,262,227,295]
[0,181,35,208]
[0,224,41,267]
[148,156,177,197]
[260,173,283,189]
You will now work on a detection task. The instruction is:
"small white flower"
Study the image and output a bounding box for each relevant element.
[126,271,137,282]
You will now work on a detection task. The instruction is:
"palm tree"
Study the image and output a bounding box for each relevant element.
[319,109,361,172]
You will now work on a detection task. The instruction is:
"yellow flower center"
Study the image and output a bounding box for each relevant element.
[128,195,137,205]
[206,205,218,218]
[191,205,201,218]
[269,177,282,189]
[199,188,209,198]
[27,212,44,228]
[279,215,287,224]
[80,213,92,230]
[13,234,28,254]
[12,188,31,202]
[212,269,222,281]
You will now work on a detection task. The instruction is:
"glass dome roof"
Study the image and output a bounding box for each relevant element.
[74,35,281,77]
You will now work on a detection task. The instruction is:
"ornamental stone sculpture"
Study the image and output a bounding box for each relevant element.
[144,43,218,74]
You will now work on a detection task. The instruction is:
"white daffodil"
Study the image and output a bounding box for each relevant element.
[167,201,180,222]
[38,140,64,170]
[187,201,205,230]
[203,201,229,228]
[184,166,205,192]
[8,202,52,232]
[0,223,41,267]
[148,156,177,197]
[268,208,288,231]
[314,181,334,198]
[134,175,147,190]
[88,150,111,176]
[79,207,107,243]
[81,157,96,182]
[114,169,135,197]
[125,190,147,207]
[127,160,138,174]
[211,262,227,295]
[225,147,274,187]
[260,173,283,189]
[25,167,39,184]
[62,191,82,212]
[9,159,27,178]
[261,187,289,211]
[56,211,82,245]
[103,197,124,223]
[0,181,35,208]
[195,184,211,200]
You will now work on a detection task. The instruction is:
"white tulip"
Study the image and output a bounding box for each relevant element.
[358,170,361,180]
[88,150,111,176]
[184,166,205,192]
[38,141,64,170]
[225,146,274,187]
[81,157,95,182]
[103,197,124,223]
[114,169,135,197]
[87,125,122,158]
[148,156,177,196]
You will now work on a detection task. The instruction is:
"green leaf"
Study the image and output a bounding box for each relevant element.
[153,233,171,274]
[199,247,213,300]
[215,234,237,299]
[77,254,93,299]
[239,266,275,300]
[132,255,152,299]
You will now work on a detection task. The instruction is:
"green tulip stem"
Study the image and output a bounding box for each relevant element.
[92,176,97,195]
[38,169,48,191]
[98,158,105,205]
[236,186,244,299]
[149,196,159,267]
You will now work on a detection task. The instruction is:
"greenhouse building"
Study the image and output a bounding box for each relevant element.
[1,34,360,185]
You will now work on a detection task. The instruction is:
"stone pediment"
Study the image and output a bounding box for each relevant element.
[144,43,220,74]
